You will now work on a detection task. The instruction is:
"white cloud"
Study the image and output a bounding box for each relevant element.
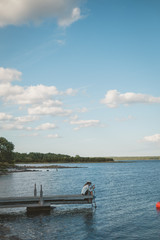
[70,119,100,130]
[0,67,77,119]
[0,67,83,133]
[0,123,31,130]
[0,83,23,100]
[47,134,61,138]
[0,112,38,124]
[0,117,57,131]
[77,107,88,113]
[0,67,22,82]
[0,112,13,120]
[64,88,78,96]
[58,7,82,27]
[15,115,39,123]
[101,89,160,108]
[143,134,160,143]
[40,100,62,107]
[56,39,65,45]
[4,84,59,105]
[27,100,66,116]
[28,104,72,116]
[35,122,56,130]
[0,112,39,130]
[0,0,83,27]
[70,115,78,120]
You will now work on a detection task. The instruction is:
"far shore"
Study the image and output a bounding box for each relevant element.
[5,164,87,173]
[0,164,88,175]
[114,156,160,161]
[1,157,160,175]
[0,160,126,175]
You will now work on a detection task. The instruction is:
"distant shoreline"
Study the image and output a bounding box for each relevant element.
[3,164,87,174]
[114,156,160,161]
[1,158,160,175]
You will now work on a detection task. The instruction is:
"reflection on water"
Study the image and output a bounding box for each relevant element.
[0,208,95,240]
[1,161,160,239]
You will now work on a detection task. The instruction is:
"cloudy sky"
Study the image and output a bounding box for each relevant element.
[0,0,160,157]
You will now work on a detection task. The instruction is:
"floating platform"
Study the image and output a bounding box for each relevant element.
[0,194,93,208]
[0,184,95,213]
[0,194,94,213]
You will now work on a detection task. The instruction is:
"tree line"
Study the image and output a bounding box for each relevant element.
[13,152,114,163]
[0,137,15,173]
[0,137,113,165]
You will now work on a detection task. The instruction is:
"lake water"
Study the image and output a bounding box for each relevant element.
[0,161,160,240]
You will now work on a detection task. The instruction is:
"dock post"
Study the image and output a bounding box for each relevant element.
[34,183,37,197]
[40,185,43,206]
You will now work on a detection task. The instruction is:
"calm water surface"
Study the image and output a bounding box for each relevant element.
[0,161,160,240]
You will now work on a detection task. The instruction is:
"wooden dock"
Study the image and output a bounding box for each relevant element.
[0,185,95,213]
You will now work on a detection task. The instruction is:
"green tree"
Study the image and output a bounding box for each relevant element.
[0,137,14,164]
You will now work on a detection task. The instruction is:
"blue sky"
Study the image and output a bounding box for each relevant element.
[0,0,160,157]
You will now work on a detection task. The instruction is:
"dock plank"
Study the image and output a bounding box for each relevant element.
[0,194,94,209]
